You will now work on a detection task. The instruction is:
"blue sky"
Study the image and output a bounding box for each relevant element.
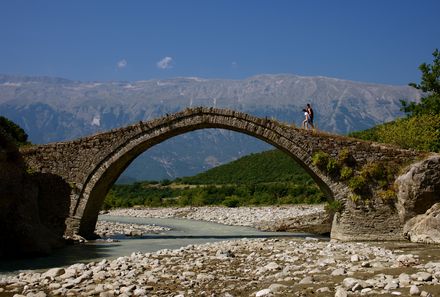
[0,0,439,85]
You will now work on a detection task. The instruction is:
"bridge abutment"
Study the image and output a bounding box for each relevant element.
[331,201,404,241]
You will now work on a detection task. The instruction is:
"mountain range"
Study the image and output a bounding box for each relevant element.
[0,74,421,181]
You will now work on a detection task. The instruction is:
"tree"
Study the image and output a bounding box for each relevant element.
[0,116,29,146]
[401,49,440,116]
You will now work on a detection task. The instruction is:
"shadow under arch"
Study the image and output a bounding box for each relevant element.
[75,109,336,238]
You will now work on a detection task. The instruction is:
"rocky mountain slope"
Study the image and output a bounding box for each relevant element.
[0,74,421,181]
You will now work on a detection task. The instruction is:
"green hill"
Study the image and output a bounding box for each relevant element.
[178,150,313,185]
[104,149,325,209]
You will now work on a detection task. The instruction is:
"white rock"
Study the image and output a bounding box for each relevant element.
[255,288,271,297]
[48,283,61,290]
[42,268,65,279]
[399,273,411,286]
[317,287,331,293]
[384,281,399,290]
[350,255,360,262]
[331,268,346,276]
[410,285,420,295]
[264,262,280,271]
[342,277,358,290]
[334,287,348,297]
[268,283,287,292]
[415,272,433,282]
[299,276,313,284]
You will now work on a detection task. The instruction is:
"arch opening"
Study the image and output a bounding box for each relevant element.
[75,113,336,238]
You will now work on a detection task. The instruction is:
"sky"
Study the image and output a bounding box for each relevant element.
[0,0,439,85]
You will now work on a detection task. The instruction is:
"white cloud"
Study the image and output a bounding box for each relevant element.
[157,56,173,69]
[117,59,127,69]
[231,61,238,68]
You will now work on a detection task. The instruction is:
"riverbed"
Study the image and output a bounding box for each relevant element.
[1,207,440,296]
[0,215,309,275]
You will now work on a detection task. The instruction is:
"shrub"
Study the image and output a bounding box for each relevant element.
[312,151,329,170]
[377,189,397,202]
[325,200,344,213]
[340,166,353,180]
[350,194,361,203]
[160,179,171,186]
[360,163,387,181]
[0,116,29,146]
[338,148,356,167]
[223,196,240,207]
[326,158,341,176]
[348,176,367,194]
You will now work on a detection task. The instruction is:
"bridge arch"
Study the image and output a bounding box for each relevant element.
[73,108,343,237]
[22,107,424,240]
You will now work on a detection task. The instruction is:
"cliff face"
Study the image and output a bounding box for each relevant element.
[0,129,70,257]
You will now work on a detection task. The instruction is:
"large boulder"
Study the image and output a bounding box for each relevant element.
[0,129,70,257]
[396,154,440,223]
[404,203,440,244]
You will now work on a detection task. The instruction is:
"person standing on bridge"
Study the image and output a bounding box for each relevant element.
[306,103,315,130]
[302,109,310,129]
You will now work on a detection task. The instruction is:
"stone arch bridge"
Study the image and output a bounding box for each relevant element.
[21,107,423,241]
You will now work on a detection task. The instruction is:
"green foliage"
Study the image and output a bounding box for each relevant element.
[311,151,329,170]
[326,158,340,176]
[348,125,382,142]
[103,149,328,209]
[360,162,385,181]
[340,166,353,180]
[181,150,314,185]
[103,181,326,209]
[312,151,343,178]
[160,179,172,186]
[349,114,440,152]
[401,48,440,116]
[348,176,367,194]
[375,115,440,152]
[325,200,344,213]
[0,116,30,146]
[350,50,440,153]
[350,194,361,203]
[338,148,356,167]
[223,196,240,207]
[377,189,397,202]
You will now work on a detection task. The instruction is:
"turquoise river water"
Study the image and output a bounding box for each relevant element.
[0,215,323,275]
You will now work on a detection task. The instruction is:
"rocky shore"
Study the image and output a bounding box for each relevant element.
[1,238,440,297]
[2,206,440,296]
[95,221,171,238]
[103,205,326,231]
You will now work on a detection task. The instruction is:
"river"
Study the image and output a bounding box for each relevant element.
[0,215,322,275]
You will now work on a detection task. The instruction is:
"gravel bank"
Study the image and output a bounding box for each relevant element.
[95,221,171,238]
[103,205,325,228]
[1,238,439,296]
